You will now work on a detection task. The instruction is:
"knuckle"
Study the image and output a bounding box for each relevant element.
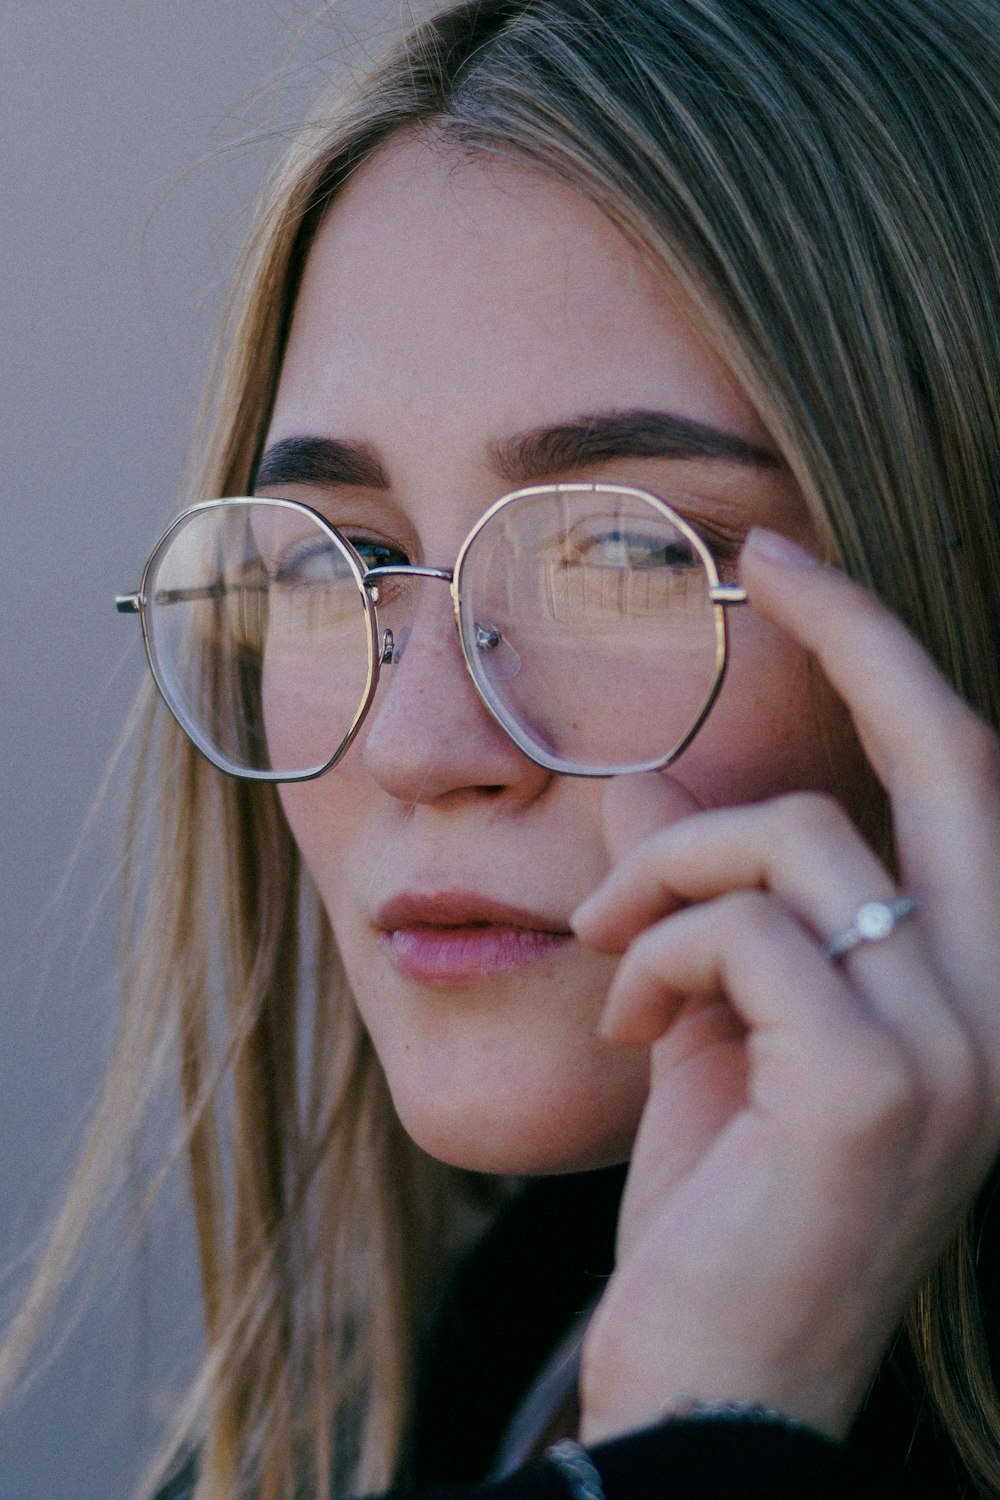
[823,1037,923,1149]
[928,1021,991,1142]
[628,922,669,978]
[861,1057,922,1142]
[715,887,779,939]
[768,790,850,849]
[943,709,1000,788]
[822,1019,990,1170]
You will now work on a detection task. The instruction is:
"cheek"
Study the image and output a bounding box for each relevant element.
[261,606,374,778]
[277,774,365,926]
[677,614,872,814]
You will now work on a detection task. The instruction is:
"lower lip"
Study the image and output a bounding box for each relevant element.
[378,924,573,984]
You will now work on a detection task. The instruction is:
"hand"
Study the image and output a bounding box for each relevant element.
[573,528,1000,1446]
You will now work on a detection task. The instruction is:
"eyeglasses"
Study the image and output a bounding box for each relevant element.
[116,482,747,781]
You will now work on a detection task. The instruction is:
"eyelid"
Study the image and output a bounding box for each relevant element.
[681,516,744,561]
[254,489,412,551]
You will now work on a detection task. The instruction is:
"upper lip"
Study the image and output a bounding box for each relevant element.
[374,890,572,933]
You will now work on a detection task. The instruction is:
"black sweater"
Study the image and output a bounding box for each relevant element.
[159,1166,980,1500]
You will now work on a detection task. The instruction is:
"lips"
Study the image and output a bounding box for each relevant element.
[374,890,574,984]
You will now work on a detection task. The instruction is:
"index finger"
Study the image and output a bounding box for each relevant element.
[740,528,1000,954]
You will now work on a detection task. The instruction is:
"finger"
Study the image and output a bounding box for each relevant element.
[600,769,703,864]
[575,793,893,953]
[598,888,957,1173]
[568,773,703,953]
[739,529,985,796]
[605,885,996,1191]
[600,888,871,1076]
[740,530,1000,985]
[585,793,969,1069]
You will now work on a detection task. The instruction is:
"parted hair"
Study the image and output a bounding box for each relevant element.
[4,2,999,1497]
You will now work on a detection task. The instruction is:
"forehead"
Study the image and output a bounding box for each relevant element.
[268,131,773,461]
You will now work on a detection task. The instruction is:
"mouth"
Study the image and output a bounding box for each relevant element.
[374,890,574,985]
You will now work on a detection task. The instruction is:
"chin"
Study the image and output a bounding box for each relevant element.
[387,1083,641,1176]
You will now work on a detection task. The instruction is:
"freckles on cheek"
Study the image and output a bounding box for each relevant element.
[276,781,354,910]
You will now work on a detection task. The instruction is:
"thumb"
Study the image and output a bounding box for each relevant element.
[601,770,702,863]
[571,773,703,952]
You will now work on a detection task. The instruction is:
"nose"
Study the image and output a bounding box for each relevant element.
[360,577,551,806]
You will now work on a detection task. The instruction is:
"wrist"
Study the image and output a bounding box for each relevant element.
[579,1300,871,1444]
[579,1393,834,1448]
[579,1341,856,1446]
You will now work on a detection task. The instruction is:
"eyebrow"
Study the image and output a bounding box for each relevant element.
[253,409,781,494]
[491,409,782,482]
[254,436,390,492]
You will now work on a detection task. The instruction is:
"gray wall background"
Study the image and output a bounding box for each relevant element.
[0,4,437,1495]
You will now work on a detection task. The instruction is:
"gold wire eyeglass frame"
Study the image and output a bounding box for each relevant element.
[116,481,748,781]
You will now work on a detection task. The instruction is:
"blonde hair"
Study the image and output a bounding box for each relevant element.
[5,2,999,1497]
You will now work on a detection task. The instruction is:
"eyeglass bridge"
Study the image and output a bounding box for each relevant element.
[377,617,512,672]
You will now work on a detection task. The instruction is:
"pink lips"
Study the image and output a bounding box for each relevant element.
[374,891,574,984]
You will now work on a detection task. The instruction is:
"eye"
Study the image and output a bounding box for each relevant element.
[272,533,410,588]
[344,536,410,571]
[272,537,353,588]
[574,528,701,571]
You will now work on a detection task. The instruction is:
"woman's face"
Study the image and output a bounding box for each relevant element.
[263,134,870,1174]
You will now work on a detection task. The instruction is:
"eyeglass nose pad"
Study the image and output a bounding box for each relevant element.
[379,625,412,666]
[392,625,411,664]
[474,624,521,683]
[381,619,520,682]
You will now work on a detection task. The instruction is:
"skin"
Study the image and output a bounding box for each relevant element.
[261,134,1000,1441]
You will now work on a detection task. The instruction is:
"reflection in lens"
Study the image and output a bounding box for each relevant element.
[458,488,722,772]
[144,501,372,776]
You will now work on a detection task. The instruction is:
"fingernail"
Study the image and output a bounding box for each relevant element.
[745,527,821,569]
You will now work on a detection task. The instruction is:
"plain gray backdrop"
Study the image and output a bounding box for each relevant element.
[0,4,438,1495]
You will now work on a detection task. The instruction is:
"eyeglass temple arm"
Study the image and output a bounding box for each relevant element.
[116,574,272,613]
[116,578,745,612]
[113,565,448,616]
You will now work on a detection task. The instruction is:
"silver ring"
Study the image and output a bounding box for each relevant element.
[822,896,916,963]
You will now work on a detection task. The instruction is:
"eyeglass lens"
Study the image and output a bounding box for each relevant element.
[145,501,373,776]
[142,489,724,779]
[458,489,721,772]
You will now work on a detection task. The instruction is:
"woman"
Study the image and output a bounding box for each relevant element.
[9,1,1000,1497]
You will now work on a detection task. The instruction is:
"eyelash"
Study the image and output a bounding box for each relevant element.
[327,519,743,578]
[343,535,410,570]
[697,527,743,577]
